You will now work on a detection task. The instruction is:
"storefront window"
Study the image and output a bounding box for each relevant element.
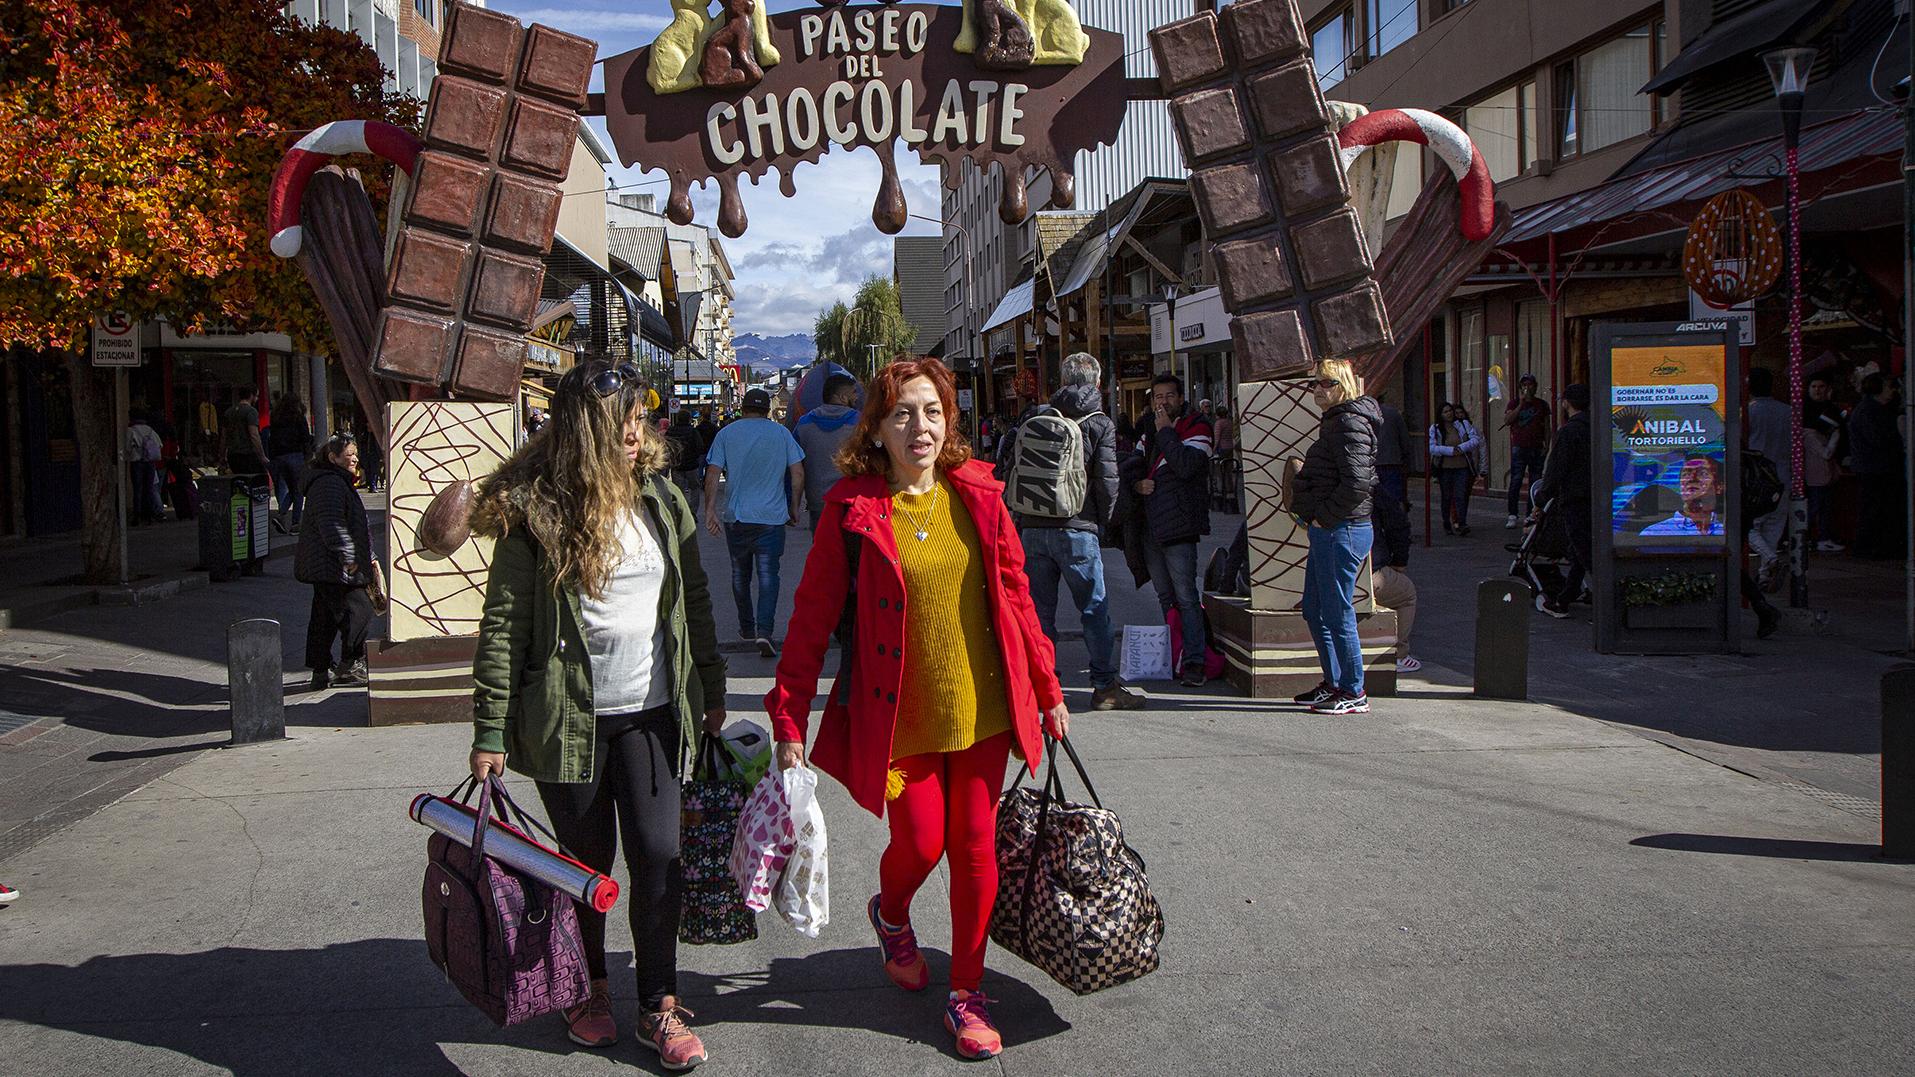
[168,352,258,465]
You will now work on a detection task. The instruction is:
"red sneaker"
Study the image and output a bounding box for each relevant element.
[868,894,929,991]
[639,997,708,1071]
[944,990,1003,1060]
[563,978,616,1047]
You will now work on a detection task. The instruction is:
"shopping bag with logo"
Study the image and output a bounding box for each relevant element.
[989,735,1164,995]
[773,765,830,938]
[729,766,797,912]
[678,736,758,945]
[1166,608,1228,680]
[1117,623,1173,682]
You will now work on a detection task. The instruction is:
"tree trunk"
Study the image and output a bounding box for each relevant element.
[63,348,121,584]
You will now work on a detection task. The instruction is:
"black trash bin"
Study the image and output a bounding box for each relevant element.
[197,475,272,581]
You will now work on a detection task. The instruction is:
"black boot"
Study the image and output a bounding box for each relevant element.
[306,669,331,692]
[1755,603,1780,640]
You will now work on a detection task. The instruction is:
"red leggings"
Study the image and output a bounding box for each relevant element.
[878,731,1012,992]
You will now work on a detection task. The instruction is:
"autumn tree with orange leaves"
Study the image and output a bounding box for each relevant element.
[0,0,415,582]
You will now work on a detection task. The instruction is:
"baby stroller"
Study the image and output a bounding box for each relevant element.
[1507,496,1578,601]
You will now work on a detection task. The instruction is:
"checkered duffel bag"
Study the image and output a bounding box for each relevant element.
[988,734,1163,995]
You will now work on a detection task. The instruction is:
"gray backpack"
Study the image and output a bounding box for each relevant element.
[1007,407,1097,519]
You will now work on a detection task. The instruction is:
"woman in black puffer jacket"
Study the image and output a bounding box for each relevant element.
[295,434,375,692]
[1288,358,1381,715]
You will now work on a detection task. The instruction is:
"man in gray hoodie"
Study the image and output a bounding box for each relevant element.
[1012,352,1145,710]
[793,373,861,531]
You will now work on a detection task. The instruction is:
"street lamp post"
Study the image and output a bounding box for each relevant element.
[1764,46,1816,610]
[1162,283,1188,391]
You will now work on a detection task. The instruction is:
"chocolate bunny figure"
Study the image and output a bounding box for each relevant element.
[700,0,764,88]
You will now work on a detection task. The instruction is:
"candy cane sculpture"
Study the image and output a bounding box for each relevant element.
[267,120,422,258]
[1337,108,1496,243]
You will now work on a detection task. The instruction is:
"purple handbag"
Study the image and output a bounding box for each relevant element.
[422,776,591,1026]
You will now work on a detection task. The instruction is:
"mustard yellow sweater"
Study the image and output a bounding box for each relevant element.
[888,479,1011,761]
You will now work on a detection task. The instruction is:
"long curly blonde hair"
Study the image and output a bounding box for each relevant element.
[472,361,669,600]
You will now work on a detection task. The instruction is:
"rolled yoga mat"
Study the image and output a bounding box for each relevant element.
[410,793,620,914]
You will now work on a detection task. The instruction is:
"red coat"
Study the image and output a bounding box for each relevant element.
[765,459,1064,817]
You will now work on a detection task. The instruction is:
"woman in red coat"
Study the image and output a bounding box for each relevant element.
[765,357,1068,1061]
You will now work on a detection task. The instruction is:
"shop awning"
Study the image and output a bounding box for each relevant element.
[1501,108,1900,247]
[980,277,1035,333]
[1642,0,1831,94]
[608,226,667,281]
[1052,179,1191,299]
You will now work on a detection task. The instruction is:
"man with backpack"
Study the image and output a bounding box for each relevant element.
[1007,354,1144,710]
[1133,373,1214,688]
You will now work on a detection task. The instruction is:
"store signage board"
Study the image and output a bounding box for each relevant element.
[92,312,140,367]
[1590,321,1741,655]
[599,2,1129,238]
[1688,290,1754,346]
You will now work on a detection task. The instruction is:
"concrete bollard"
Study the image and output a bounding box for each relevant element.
[228,618,285,745]
[1474,579,1529,701]
[1885,666,1915,858]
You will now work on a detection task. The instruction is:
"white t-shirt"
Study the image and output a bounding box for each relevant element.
[578,507,671,715]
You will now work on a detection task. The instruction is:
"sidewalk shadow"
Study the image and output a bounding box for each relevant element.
[680,946,1069,1052]
[0,938,597,1076]
[1631,832,1914,864]
[0,666,367,738]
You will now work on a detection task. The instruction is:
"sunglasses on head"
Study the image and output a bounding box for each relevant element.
[589,363,643,399]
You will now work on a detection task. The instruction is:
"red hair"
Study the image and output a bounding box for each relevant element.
[834,356,974,478]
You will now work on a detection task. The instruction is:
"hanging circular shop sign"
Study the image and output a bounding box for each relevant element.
[1682,189,1784,307]
[600,1,1129,238]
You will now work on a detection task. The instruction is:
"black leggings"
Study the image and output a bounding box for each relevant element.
[536,707,683,1010]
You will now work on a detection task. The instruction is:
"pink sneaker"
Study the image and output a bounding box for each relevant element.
[944,990,1003,1060]
[563,978,616,1047]
[639,997,708,1071]
[868,894,929,991]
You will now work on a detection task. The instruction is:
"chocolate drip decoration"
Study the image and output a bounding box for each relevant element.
[667,181,695,225]
[999,167,1029,224]
[873,144,909,234]
[717,175,749,238]
[1050,168,1075,210]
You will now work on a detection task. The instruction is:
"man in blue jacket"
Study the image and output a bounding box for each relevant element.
[793,373,861,531]
[1131,374,1214,687]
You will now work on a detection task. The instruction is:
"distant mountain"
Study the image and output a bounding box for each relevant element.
[732,333,815,374]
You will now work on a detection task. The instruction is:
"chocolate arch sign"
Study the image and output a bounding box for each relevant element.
[600,3,1129,238]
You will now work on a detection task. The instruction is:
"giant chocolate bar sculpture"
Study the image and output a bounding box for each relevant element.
[1154,0,1511,698]
[266,3,598,724]
[374,4,595,399]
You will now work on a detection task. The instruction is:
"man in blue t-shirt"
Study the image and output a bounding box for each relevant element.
[704,388,805,655]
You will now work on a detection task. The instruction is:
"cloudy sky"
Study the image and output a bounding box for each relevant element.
[489,0,946,338]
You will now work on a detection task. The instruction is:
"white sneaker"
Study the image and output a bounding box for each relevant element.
[1505,515,1519,529]
[1816,540,1845,553]
[0,882,18,903]
[1395,655,1422,673]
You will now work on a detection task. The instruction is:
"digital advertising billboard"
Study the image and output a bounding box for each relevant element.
[1607,343,1730,548]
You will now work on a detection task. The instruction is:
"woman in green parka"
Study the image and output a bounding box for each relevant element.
[468,360,726,1072]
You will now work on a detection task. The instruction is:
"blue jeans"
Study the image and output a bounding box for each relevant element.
[1143,539,1206,668]
[271,453,306,519]
[1506,445,1546,516]
[1020,527,1117,690]
[725,523,786,638]
[1302,520,1374,695]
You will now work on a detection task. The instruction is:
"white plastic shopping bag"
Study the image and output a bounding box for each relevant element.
[729,768,795,912]
[774,767,829,938]
[1118,624,1174,682]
